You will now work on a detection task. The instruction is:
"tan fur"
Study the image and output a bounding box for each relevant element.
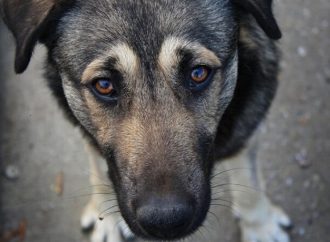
[82,89,114,144]
[81,43,139,84]
[158,37,182,74]
[239,26,258,49]
[113,43,139,77]
[117,117,146,171]
[81,59,108,84]
[158,36,222,75]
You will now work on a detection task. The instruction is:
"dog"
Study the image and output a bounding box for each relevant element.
[1,0,292,241]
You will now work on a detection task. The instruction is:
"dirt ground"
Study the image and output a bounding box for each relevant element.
[0,1,329,242]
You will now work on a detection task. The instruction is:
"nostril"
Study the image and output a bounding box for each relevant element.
[136,194,194,238]
[138,204,192,229]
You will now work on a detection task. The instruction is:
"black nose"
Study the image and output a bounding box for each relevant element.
[136,194,194,239]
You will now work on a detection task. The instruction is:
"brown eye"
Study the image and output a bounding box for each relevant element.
[190,66,210,83]
[94,79,114,95]
[92,79,118,102]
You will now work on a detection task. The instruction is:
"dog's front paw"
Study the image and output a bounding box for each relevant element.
[88,218,134,242]
[240,205,291,242]
[81,200,135,242]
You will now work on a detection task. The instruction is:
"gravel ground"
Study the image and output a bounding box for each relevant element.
[0,1,329,242]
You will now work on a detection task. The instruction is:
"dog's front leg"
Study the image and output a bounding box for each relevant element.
[222,145,292,242]
[80,141,134,242]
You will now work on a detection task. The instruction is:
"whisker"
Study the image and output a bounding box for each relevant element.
[211,198,239,208]
[97,199,118,213]
[97,198,118,208]
[207,210,220,224]
[211,183,261,192]
[99,204,119,218]
[71,184,113,198]
[210,203,239,214]
[196,225,207,242]
[211,189,252,196]
[210,167,249,179]
[99,210,121,220]
[67,192,116,199]
[79,185,112,191]
[201,224,212,237]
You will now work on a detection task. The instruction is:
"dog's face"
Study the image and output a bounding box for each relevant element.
[53,1,238,238]
[1,0,280,240]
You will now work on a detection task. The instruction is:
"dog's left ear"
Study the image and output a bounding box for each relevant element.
[0,0,73,73]
[233,0,282,39]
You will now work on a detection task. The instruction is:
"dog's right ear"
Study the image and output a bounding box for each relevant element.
[0,0,73,73]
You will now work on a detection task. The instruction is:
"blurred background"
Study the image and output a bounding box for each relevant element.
[0,0,329,241]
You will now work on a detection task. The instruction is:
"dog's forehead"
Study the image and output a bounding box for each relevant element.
[56,0,236,75]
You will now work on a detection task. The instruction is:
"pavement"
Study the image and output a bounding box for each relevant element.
[0,0,329,242]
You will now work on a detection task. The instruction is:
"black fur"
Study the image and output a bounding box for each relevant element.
[215,14,279,158]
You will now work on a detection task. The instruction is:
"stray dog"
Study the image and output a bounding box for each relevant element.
[1,0,292,241]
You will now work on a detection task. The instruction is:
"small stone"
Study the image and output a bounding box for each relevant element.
[5,165,20,180]
[302,8,311,18]
[312,174,321,183]
[297,46,307,57]
[269,172,276,181]
[280,109,289,119]
[310,201,318,210]
[321,20,328,28]
[297,113,311,126]
[298,227,306,236]
[41,203,50,212]
[280,60,287,69]
[51,171,64,196]
[312,211,320,219]
[303,180,311,189]
[285,177,293,186]
[274,194,283,202]
[259,123,268,134]
[294,149,311,169]
[311,27,319,35]
[294,197,301,205]
[326,77,330,84]
[307,217,313,226]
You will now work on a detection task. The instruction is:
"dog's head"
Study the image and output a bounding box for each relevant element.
[1,0,280,240]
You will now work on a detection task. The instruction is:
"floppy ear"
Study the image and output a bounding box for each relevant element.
[0,0,73,73]
[233,0,282,39]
